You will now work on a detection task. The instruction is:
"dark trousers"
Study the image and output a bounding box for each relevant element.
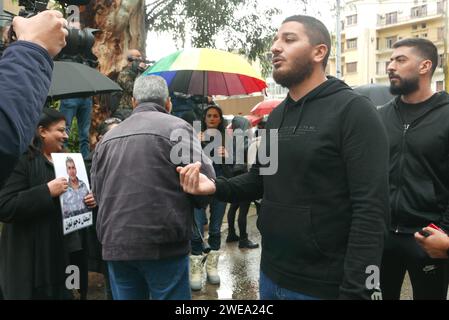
[380,232,449,300]
[227,201,251,239]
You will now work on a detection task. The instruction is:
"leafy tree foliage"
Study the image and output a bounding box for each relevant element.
[145,0,281,77]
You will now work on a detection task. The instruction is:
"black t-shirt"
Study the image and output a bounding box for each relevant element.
[397,94,438,126]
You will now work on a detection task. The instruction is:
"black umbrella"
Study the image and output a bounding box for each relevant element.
[47,61,122,101]
[354,84,396,107]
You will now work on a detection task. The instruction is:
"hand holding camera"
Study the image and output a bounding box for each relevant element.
[12,10,68,57]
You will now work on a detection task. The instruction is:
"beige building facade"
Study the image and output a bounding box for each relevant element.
[329,0,447,91]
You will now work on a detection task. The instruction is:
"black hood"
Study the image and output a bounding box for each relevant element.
[391,90,449,110]
[278,76,352,133]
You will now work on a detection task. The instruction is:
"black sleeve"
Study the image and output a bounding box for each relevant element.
[338,97,390,300]
[0,41,53,186]
[0,157,55,223]
[215,164,264,203]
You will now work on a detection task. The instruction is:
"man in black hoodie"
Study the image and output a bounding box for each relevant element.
[177,15,390,300]
[379,38,449,300]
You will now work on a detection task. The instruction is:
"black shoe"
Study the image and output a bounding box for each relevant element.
[226,233,239,243]
[239,239,259,249]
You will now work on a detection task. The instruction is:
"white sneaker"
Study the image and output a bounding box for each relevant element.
[190,255,205,291]
[206,250,220,285]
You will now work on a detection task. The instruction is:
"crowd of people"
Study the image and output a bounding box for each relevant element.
[0,10,449,301]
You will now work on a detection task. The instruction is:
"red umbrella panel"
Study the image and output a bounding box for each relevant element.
[245,114,263,126]
[250,99,283,116]
[156,70,266,96]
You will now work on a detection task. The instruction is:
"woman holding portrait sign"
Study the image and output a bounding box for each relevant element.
[0,108,96,299]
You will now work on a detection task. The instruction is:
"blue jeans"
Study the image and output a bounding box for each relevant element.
[60,97,92,158]
[259,271,320,300]
[107,255,191,300]
[191,198,227,255]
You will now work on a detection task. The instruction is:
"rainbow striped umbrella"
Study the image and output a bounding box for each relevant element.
[143,48,267,96]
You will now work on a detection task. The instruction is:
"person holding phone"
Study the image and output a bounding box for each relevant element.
[415,227,449,259]
[379,38,449,300]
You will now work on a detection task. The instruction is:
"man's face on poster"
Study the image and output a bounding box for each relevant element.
[66,161,77,179]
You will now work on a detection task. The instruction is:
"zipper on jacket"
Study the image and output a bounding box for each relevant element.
[393,123,409,228]
[391,97,444,231]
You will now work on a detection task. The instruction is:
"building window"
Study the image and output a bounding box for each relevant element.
[421,23,426,29]
[437,1,446,14]
[438,27,445,41]
[386,12,398,25]
[438,54,444,68]
[346,62,357,73]
[436,81,444,92]
[412,24,418,30]
[346,14,357,26]
[376,38,380,50]
[421,33,427,38]
[411,5,427,17]
[386,36,398,49]
[346,38,357,50]
[376,62,388,75]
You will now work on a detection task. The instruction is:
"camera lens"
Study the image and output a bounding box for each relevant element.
[61,27,99,59]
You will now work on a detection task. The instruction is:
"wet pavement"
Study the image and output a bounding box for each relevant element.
[87,206,447,300]
[191,207,261,300]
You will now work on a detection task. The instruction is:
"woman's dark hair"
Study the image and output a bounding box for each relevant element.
[96,117,122,137]
[29,108,66,158]
[201,105,225,133]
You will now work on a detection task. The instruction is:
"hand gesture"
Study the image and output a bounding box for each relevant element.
[84,192,97,209]
[13,10,68,57]
[47,177,68,197]
[176,162,216,195]
[415,227,449,259]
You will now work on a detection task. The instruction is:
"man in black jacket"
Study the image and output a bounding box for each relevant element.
[379,38,449,300]
[0,10,67,186]
[177,15,390,300]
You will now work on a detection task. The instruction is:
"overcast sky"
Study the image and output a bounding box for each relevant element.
[146,0,335,61]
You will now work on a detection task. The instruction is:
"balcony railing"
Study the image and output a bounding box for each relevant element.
[377,9,443,27]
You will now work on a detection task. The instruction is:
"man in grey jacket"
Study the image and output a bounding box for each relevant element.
[91,75,215,300]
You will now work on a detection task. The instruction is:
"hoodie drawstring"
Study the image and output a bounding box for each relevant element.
[278,102,289,130]
[293,97,308,134]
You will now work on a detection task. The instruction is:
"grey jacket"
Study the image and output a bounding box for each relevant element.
[91,102,215,261]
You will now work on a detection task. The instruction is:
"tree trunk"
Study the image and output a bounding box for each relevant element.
[80,0,145,146]
[82,0,145,79]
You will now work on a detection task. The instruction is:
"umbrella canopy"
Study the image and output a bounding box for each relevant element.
[143,48,267,96]
[245,114,263,126]
[47,61,122,101]
[250,99,283,116]
[353,84,395,107]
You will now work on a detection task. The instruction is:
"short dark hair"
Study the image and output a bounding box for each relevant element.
[282,15,331,68]
[97,118,122,136]
[29,108,66,158]
[392,38,439,75]
[66,156,75,167]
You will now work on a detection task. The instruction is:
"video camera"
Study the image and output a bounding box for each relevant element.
[127,55,154,74]
[1,0,98,61]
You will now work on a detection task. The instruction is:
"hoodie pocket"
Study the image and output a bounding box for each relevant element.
[258,199,329,264]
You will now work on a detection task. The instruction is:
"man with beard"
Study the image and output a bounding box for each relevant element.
[177,15,390,300]
[378,38,449,300]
